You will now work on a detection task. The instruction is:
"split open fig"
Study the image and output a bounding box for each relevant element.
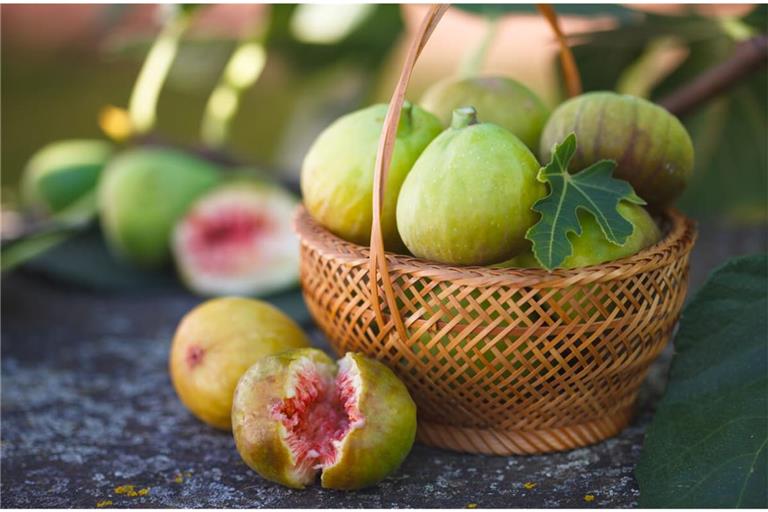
[231,348,417,490]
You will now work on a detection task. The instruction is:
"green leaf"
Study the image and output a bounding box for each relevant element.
[1,225,79,273]
[565,10,768,222]
[636,254,768,508]
[525,133,645,270]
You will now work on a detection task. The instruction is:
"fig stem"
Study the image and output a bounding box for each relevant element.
[451,107,479,129]
[459,15,500,78]
[398,101,414,132]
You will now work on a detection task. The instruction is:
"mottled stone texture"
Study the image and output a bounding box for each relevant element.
[2,222,764,507]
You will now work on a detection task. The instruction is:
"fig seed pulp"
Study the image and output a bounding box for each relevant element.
[272,358,363,479]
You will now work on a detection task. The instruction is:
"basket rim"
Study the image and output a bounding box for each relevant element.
[293,206,697,287]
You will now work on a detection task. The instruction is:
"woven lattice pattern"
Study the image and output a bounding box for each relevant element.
[295,207,697,455]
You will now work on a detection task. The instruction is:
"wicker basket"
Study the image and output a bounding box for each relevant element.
[294,5,698,455]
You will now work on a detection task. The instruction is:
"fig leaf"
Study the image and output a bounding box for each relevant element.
[525,133,645,270]
[636,254,768,508]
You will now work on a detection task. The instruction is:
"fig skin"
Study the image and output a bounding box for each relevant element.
[496,202,661,269]
[172,181,300,297]
[539,92,694,208]
[232,349,336,489]
[321,353,417,490]
[169,297,310,431]
[98,148,220,268]
[301,102,443,251]
[420,75,549,151]
[22,139,114,222]
[231,348,417,490]
[396,107,547,265]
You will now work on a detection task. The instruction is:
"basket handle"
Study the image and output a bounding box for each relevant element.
[536,4,582,98]
[369,4,448,343]
[368,4,581,344]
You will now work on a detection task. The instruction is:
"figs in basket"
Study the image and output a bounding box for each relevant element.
[172,181,299,297]
[98,147,220,268]
[232,348,417,490]
[169,297,310,430]
[496,202,661,269]
[420,75,549,151]
[396,107,547,265]
[539,92,694,208]
[301,102,442,251]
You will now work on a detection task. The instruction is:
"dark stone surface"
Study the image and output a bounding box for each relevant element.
[1,222,765,508]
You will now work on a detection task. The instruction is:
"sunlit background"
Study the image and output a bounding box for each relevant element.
[2,4,766,233]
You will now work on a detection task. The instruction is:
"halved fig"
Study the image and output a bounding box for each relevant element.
[172,181,299,297]
[231,348,417,490]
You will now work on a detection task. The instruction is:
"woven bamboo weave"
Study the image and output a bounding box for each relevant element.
[295,208,696,455]
[295,4,698,455]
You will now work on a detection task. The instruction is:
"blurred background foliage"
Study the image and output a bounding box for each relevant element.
[2,3,766,224]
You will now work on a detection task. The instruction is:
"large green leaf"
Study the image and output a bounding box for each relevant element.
[264,4,403,73]
[526,133,645,270]
[636,254,768,508]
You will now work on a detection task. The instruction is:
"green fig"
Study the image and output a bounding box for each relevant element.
[232,348,417,490]
[420,75,549,151]
[98,147,220,268]
[540,92,694,208]
[22,139,114,223]
[495,202,661,269]
[396,107,547,265]
[301,102,443,251]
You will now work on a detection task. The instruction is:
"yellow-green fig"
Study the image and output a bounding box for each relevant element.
[540,92,694,208]
[232,348,417,490]
[396,107,547,265]
[169,297,310,430]
[301,102,442,251]
[420,75,549,151]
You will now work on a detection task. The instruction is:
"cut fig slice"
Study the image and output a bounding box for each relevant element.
[172,182,299,297]
[232,348,417,490]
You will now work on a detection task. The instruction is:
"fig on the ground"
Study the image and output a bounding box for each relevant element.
[496,202,661,269]
[420,75,549,151]
[98,147,220,268]
[232,348,417,490]
[22,139,114,223]
[539,92,694,208]
[301,102,442,251]
[169,297,310,430]
[172,181,299,297]
[396,107,547,265]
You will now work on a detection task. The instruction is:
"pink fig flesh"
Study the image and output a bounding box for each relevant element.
[172,182,299,297]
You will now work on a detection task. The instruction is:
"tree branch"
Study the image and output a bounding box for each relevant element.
[659,34,768,117]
